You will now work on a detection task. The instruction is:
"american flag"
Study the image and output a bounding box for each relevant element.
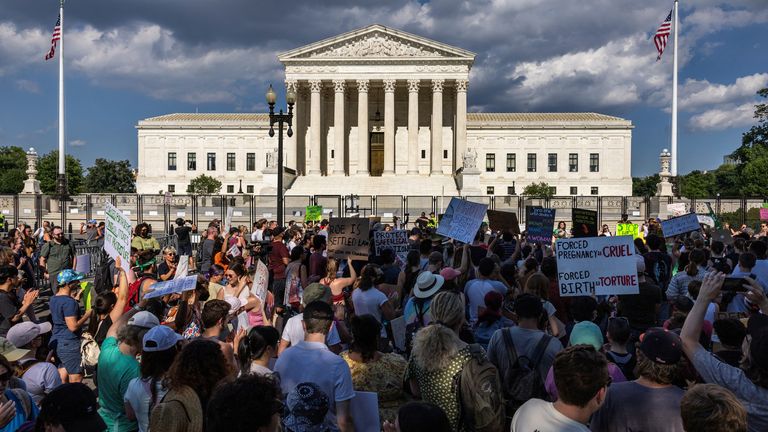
[44,14,61,61]
[654,9,673,61]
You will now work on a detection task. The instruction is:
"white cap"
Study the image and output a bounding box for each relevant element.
[142,325,182,352]
[7,321,52,348]
[127,311,160,329]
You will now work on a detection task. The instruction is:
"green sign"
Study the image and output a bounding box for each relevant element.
[616,223,640,239]
[305,205,323,222]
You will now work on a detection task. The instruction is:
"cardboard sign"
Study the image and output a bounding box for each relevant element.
[373,230,409,256]
[390,316,406,352]
[761,208,768,221]
[143,275,198,299]
[667,203,687,217]
[571,208,597,238]
[616,223,640,239]
[305,205,323,222]
[250,260,269,301]
[104,202,132,266]
[436,198,488,244]
[711,229,734,246]
[697,215,716,227]
[327,217,371,260]
[487,210,521,235]
[661,213,701,238]
[555,236,640,296]
[350,392,380,432]
[525,206,556,244]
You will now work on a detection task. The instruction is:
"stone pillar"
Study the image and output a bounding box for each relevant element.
[431,79,444,175]
[333,80,346,175]
[285,80,298,171]
[407,79,420,174]
[308,79,322,175]
[356,80,369,175]
[455,79,468,171]
[656,149,674,197]
[383,79,396,175]
[22,148,41,194]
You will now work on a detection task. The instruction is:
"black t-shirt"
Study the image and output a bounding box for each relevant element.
[644,251,672,290]
[175,226,193,247]
[0,291,20,337]
[618,281,663,331]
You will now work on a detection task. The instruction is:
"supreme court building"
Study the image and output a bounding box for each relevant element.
[136,25,633,196]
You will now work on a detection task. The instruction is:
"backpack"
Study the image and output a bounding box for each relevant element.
[455,344,505,432]
[500,329,551,416]
[404,298,427,356]
[93,252,114,295]
[80,331,101,368]
[124,276,152,313]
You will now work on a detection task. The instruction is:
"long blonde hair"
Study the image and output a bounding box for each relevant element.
[411,291,465,372]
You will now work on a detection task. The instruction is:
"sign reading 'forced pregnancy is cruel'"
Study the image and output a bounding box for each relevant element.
[555,236,639,297]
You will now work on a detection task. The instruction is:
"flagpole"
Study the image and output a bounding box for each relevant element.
[56,0,68,199]
[671,0,679,179]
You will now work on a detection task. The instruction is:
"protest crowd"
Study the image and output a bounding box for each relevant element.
[0,203,765,432]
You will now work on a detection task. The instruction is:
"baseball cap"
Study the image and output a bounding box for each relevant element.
[142,325,182,352]
[639,328,683,365]
[57,269,85,285]
[39,383,107,432]
[127,311,160,329]
[440,267,462,282]
[7,321,52,348]
[569,321,604,350]
[302,283,331,305]
[0,337,29,362]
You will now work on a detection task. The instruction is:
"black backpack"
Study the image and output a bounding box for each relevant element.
[404,298,427,355]
[500,329,551,416]
[93,251,114,295]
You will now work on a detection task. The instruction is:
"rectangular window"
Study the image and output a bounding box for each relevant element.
[167,152,177,171]
[331,150,335,159]
[569,153,578,172]
[168,184,175,193]
[548,153,557,172]
[246,153,255,171]
[227,153,236,171]
[487,186,495,195]
[486,153,496,172]
[507,186,515,195]
[246,185,254,194]
[549,187,557,196]
[207,153,216,171]
[187,153,196,171]
[443,150,448,159]
[570,186,577,195]
[506,153,516,172]
[226,185,234,194]
[590,153,599,172]
[591,187,599,195]
[421,150,426,159]
[527,153,536,172]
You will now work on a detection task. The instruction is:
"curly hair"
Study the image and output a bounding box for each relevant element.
[206,374,282,432]
[411,292,465,372]
[165,340,232,407]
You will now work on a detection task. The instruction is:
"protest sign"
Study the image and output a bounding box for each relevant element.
[223,207,234,235]
[174,255,189,279]
[487,210,521,235]
[697,215,716,227]
[327,217,371,260]
[227,244,241,257]
[555,236,639,297]
[389,316,406,352]
[667,203,687,217]
[711,229,734,246]
[525,206,556,244]
[251,260,269,301]
[143,275,198,299]
[661,213,701,238]
[436,198,488,244]
[350,392,380,432]
[761,208,768,221]
[305,205,323,222]
[571,208,597,238]
[75,254,91,274]
[373,230,409,257]
[104,202,132,265]
[616,223,640,239]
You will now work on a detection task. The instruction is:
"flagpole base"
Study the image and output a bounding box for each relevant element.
[56,174,70,201]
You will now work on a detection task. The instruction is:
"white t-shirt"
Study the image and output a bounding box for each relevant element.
[282,313,341,347]
[20,360,61,405]
[124,377,169,432]
[351,287,389,336]
[511,399,590,432]
[464,279,507,324]
[251,229,263,242]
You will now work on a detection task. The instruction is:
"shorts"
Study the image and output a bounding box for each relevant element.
[51,339,83,375]
[272,278,286,308]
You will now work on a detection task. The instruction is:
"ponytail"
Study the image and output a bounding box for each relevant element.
[686,249,706,277]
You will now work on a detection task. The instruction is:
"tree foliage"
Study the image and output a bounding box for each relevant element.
[37,151,84,195]
[186,174,222,194]
[523,182,554,197]
[0,146,28,194]
[85,159,135,193]
[632,174,660,197]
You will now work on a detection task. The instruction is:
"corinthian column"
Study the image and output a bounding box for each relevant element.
[333,80,346,175]
[356,80,369,175]
[285,79,298,171]
[431,79,444,175]
[455,79,468,171]
[407,79,420,174]
[383,79,396,175]
[308,79,322,175]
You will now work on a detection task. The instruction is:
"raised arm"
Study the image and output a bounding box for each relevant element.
[681,272,724,359]
[109,257,130,323]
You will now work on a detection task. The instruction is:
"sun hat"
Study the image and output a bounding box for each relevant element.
[142,325,182,352]
[7,321,52,348]
[0,337,29,362]
[127,311,160,329]
[57,269,85,285]
[639,327,683,365]
[40,383,107,432]
[283,382,330,432]
[302,283,331,306]
[569,321,604,350]
[413,272,444,299]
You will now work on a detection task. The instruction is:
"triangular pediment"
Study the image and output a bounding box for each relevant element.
[278,24,475,62]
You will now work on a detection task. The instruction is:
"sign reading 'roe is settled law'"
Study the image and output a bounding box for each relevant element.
[555,236,639,297]
[327,217,371,260]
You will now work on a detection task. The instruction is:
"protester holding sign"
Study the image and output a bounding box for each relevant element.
[328,218,371,260]
[436,198,487,244]
[526,207,556,244]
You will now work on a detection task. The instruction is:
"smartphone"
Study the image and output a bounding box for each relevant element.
[722,277,748,293]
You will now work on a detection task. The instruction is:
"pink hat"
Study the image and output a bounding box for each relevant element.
[440,267,462,281]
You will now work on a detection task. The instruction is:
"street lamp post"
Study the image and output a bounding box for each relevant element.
[266,84,295,227]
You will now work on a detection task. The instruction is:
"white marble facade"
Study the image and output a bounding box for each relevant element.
[136,25,633,196]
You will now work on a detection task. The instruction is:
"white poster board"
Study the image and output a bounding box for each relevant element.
[390,316,406,352]
[555,236,639,296]
[223,207,234,235]
[661,213,701,238]
[436,198,488,244]
[143,275,198,299]
[667,203,687,217]
[104,202,132,266]
[350,392,380,432]
[174,255,189,279]
[250,260,269,301]
[74,254,91,274]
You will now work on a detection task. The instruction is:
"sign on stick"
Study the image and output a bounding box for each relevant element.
[616,223,640,239]
[305,205,323,222]
[143,275,198,299]
[661,213,701,238]
[436,198,488,244]
[555,236,639,297]
[104,202,132,266]
[374,230,409,257]
[487,210,521,235]
[327,217,371,260]
[571,208,597,238]
[525,206,556,244]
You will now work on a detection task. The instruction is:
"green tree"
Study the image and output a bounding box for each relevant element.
[713,164,741,197]
[731,88,768,196]
[37,151,84,195]
[680,170,715,198]
[632,174,660,197]
[85,159,135,193]
[187,174,222,194]
[523,182,554,197]
[0,146,28,194]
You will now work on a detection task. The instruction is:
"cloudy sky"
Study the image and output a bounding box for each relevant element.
[0,0,766,177]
